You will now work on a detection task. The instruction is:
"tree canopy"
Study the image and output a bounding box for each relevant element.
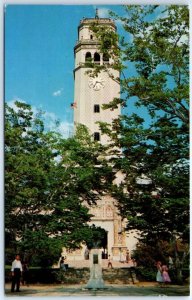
[90,5,189,250]
[5,101,113,265]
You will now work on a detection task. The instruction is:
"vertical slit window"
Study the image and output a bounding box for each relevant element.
[94,105,100,113]
[94,132,100,141]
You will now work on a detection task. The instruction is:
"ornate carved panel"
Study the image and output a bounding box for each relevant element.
[105,205,113,218]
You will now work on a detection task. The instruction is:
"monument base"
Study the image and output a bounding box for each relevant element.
[85,249,107,290]
[86,264,106,289]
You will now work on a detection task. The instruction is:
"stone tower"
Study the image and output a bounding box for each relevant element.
[65,12,137,262]
[73,14,120,144]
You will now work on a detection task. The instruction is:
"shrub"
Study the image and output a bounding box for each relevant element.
[135,267,156,282]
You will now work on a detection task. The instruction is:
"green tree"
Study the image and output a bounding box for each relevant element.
[90,5,189,282]
[5,101,113,266]
[83,225,107,250]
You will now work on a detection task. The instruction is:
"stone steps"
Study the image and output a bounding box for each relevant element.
[54,259,139,285]
[65,259,135,269]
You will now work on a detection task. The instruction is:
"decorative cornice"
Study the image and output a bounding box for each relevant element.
[74,40,100,52]
[78,18,116,31]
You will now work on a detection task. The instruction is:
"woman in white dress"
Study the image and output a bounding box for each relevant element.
[156,261,164,285]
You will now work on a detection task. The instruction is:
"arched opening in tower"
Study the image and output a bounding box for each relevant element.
[94,52,100,64]
[103,53,110,64]
[85,52,92,62]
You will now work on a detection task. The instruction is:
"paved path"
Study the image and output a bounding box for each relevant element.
[5,283,190,297]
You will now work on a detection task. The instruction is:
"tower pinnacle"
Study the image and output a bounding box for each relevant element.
[95,8,99,19]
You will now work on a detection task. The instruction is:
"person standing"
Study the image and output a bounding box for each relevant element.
[84,248,89,260]
[126,250,130,263]
[21,261,29,286]
[162,264,171,284]
[60,256,66,271]
[168,256,174,270]
[11,254,23,292]
[108,255,113,268]
[155,261,164,286]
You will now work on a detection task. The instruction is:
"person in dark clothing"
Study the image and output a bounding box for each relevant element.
[21,261,29,286]
[108,255,113,268]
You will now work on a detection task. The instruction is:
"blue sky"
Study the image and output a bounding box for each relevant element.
[5,5,128,137]
[5,4,180,137]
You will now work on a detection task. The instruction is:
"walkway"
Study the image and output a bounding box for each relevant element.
[5,283,190,297]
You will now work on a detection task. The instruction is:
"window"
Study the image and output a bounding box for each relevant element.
[94,52,100,64]
[85,52,92,62]
[90,35,93,40]
[103,53,110,64]
[94,132,100,141]
[94,104,100,113]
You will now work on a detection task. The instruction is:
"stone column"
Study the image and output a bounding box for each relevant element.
[86,249,105,289]
[113,219,119,245]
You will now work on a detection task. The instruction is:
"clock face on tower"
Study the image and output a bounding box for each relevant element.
[88,77,105,91]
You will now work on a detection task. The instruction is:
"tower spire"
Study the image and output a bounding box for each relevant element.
[95,8,99,19]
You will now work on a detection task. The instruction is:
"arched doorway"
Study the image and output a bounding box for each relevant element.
[101,230,108,259]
